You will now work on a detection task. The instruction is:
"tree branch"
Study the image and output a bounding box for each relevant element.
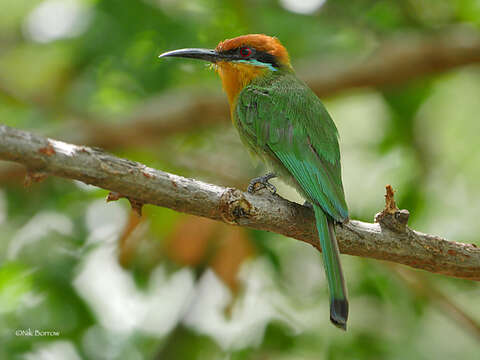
[303,29,480,97]
[2,30,480,181]
[1,124,479,280]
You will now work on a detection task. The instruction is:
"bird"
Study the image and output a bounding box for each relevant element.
[159,34,349,330]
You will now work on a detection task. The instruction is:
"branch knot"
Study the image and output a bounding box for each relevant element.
[219,188,252,224]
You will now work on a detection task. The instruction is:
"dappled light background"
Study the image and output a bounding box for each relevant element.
[1,0,480,359]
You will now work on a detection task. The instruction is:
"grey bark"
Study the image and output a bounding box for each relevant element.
[1,124,479,280]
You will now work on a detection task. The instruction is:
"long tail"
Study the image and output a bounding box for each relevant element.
[313,204,349,330]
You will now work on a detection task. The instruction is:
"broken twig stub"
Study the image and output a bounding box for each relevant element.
[375,185,410,233]
[107,191,144,217]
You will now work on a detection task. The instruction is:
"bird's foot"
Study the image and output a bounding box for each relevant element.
[247,173,277,194]
[303,201,314,210]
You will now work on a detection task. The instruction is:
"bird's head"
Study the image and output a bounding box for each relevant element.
[160,34,292,105]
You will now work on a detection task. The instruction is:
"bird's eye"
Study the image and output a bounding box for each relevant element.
[239,47,252,58]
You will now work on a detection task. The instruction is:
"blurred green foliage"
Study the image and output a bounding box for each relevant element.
[1,0,480,359]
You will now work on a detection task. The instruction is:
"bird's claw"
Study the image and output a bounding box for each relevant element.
[247,173,277,194]
[303,201,314,210]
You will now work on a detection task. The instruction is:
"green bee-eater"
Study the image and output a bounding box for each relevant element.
[160,34,349,330]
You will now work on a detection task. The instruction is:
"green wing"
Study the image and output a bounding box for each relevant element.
[235,72,348,221]
[236,72,350,328]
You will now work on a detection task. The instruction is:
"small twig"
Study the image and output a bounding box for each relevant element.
[117,210,148,268]
[389,264,480,341]
[375,185,410,233]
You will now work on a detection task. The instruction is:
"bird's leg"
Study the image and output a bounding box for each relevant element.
[248,172,277,194]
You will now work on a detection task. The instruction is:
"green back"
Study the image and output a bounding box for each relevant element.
[235,71,348,222]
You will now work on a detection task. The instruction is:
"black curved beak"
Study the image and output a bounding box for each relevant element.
[158,48,221,63]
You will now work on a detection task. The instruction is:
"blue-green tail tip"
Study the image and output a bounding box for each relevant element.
[330,298,349,331]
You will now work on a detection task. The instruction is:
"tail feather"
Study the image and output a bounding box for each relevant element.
[313,204,349,330]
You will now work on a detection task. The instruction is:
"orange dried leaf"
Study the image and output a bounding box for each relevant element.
[166,216,218,266]
[210,226,254,294]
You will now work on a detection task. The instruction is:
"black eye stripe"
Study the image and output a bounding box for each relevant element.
[219,47,280,68]
[255,51,279,68]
